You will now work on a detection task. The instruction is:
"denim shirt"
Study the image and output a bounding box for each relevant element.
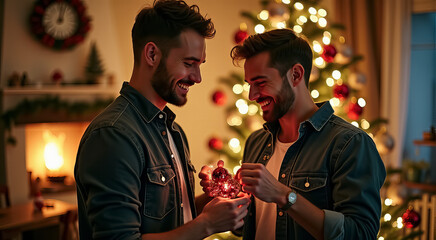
[75,82,197,240]
[242,102,386,240]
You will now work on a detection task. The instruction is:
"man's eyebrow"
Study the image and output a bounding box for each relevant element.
[246,76,267,83]
[184,57,206,63]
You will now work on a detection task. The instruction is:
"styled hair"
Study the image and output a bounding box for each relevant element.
[231,29,313,87]
[132,0,215,64]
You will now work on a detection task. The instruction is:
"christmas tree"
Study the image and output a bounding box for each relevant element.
[207,0,422,239]
[85,41,105,84]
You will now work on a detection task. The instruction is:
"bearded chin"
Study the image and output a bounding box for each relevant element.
[151,61,187,107]
[264,76,295,122]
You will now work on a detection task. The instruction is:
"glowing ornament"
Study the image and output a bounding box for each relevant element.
[348,72,367,90]
[333,84,349,100]
[402,207,421,228]
[208,160,241,199]
[321,44,337,62]
[347,102,363,120]
[212,90,227,105]
[208,137,223,151]
[234,29,249,44]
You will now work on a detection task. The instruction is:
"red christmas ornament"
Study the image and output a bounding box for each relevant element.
[321,44,337,63]
[208,137,223,150]
[402,208,421,228]
[212,90,227,105]
[234,29,249,44]
[208,160,241,199]
[333,84,349,100]
[347,102,363,120]
[52,70,63,84]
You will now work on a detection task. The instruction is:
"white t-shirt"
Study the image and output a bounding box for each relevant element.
[167,128,193,223]
[255,137,294,240]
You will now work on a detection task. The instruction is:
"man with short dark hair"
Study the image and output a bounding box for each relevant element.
[233,29,386,239]
[75,1,249,239]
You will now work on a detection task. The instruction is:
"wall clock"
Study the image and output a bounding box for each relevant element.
[29,0,91,50]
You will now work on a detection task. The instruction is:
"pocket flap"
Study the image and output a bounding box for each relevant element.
[147,165,175,186]
[291,174,327,192]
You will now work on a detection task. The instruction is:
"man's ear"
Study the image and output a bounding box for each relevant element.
[143,42,162,67]
[287,64,305,87]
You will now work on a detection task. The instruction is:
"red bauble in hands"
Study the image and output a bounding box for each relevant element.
[208,160,241,199]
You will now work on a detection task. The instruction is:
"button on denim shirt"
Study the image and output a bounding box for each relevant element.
[242,102,386,240]
[75,82,197,240]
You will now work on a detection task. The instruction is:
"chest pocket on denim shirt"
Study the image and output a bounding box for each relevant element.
[290,173,328,209]
[144,165,176,219]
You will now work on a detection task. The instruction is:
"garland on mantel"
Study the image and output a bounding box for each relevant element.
[1,95,113,145]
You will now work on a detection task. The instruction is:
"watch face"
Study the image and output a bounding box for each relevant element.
[42,2,78,40]
[288,191,297,204]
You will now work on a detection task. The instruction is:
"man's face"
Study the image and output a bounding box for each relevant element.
[151,29,206,106]
[244,51,295,122]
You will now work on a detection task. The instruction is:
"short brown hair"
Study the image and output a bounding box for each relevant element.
[231,29,313,87]
[132,0,215,64]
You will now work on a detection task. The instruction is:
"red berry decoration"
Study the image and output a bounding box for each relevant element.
[321,44,337,63]
[212,90,227,106]
[207,160,241,199]
[402,208,421,228]
[234,29,249,44]
[347,102,363,120]
[208,137,223,150]
[333,84,349,100]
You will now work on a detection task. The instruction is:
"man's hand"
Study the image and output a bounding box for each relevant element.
[199,165,213,196]
[199,194,251,235]
[239,163,289,205]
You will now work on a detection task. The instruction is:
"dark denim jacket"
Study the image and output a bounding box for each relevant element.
[242,102,386,240]
[75,82,197,240]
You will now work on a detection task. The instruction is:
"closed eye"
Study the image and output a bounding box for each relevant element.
[184,62,193,67]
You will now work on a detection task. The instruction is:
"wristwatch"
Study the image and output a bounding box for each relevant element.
[281,190,297,211]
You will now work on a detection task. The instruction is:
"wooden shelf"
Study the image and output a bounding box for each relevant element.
[404,181,436,192]
[413,140,436,147]
[1,84,118,96]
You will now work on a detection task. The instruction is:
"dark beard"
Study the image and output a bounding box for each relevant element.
[151,60,187,106]
[264,75,295,122]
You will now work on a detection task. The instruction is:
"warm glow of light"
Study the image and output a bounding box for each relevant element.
[330,97,340,107]
[233,84,243,94]
[294,2,304,10]
[44,142,64,171]
[315,57,325,67]
[361,119,370,130]
[238,104,249,114]
[351,121,359,128]
[313,41,322,53]
[229,138,240,148]
[282,0,291,4]
[248,104,259,115]
[240,23,248,31]
[322,36,331,45]
[299,15,308,23]
[308,7,317,15]
[323,31,332,38]
[255,24,265,33]
[243,83,250,92]
[384,213,392,222]
[358,98,366,107]
[293,25,303,33]
[259,10,269,20]
[397,217,403,229]
[310,15,318,22]
[384,198,393,206]
[227,116,242,126]
[332,70,341,79]
[339,36,346,43]
[233,165,241,175]
[311,90,319,98]
[318,18,327,27]
[318,8,327,17]
[277,21,286,29]
[378,237,385,240]
[326,77,335,87]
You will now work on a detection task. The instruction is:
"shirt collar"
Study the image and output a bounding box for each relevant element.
[119,82,176,124]
[263,101,334,133]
